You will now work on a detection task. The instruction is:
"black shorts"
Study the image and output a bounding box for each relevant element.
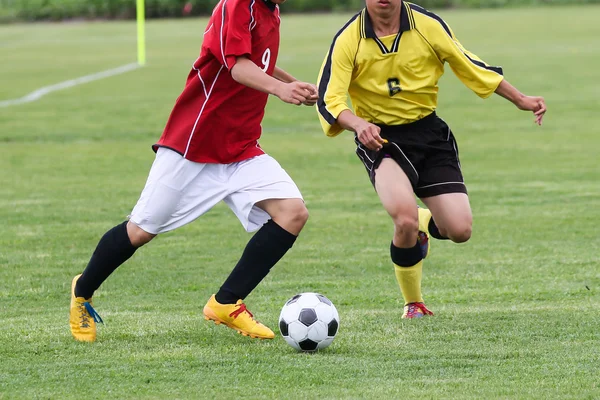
[355,112,467,198]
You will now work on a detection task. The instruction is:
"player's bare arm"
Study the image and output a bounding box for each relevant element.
[273,66,296,83]
[417,5,546,127]
[273,66,319,106]
[495,79,547,126]
[337,110,385,151]
[231,57,316,106]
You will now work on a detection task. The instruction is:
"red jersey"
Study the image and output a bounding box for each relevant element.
[154,0,281,163]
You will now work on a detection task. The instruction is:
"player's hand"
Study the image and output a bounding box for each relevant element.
[301,84,319,106]
[275,81,315,106]
[517,95,547,126]
[355,120,385,151]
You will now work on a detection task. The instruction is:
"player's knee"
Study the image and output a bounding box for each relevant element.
[126,221,156,247]
[446,223,472,243]
[392,215,419,241]
[270,199,308,234]
[288,201,309,227]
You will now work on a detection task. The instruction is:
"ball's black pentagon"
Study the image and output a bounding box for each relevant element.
[328,319,339,336]
[286,294,301,305]
[298,308,318,326]
[279,319,289,336]
[316,294,332,305]
[298,339,318,351]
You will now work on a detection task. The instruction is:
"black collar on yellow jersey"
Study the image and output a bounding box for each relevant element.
[361,1,415,39]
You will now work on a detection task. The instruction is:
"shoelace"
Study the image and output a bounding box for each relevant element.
[78,303,91,328]
[409,302,434,316]
[420,304,434,316]
[229,303,253,319]
[83,301,104,324]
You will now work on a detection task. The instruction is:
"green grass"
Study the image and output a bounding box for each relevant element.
[1,5,600,399]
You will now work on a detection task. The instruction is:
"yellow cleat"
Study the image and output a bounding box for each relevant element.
[203,295,274,339]
[69,274,103,342]
[417,206,432,235]
[417,207,432,259]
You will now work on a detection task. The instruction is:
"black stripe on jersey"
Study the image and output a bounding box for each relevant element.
[374,37,390,54]
[463,54,503,74]
[317,12,361,125]
[363,5,412,39]
[360,9,367,38]
[391,32,402,53]
[409,3,503,75]
[363,7,407,54]
[406,2,416,29]
[362,8,375,38]
[409,3,452,36]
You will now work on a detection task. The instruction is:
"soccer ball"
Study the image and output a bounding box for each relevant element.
[278,292,339,352]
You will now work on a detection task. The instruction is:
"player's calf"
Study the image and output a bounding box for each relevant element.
[126,221,156,247]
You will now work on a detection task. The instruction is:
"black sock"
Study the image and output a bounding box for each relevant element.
[215,220,297,304]
[428,218,448,240]
[390,241,423,267]
[75,221,137,299]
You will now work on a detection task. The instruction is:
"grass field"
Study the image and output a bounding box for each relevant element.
[1,5,600,399]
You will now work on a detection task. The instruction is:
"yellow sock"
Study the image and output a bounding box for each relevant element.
[394,260,424,305]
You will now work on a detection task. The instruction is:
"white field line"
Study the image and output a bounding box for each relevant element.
[0,63,141,108]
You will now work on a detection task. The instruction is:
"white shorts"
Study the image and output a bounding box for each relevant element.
[129,148,303,234]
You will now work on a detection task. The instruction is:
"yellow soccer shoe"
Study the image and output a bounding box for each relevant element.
[69,274,103,342]
[417,207,432,259]
[203,295,274,340]
[417,206,432,235]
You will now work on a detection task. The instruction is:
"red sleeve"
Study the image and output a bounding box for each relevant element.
[209,0,253,70]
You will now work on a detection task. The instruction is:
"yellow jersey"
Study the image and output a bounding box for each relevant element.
[317,1,504,137]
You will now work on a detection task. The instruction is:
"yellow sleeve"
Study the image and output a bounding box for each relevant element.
[316,26,356,137]
[428,17,504,98]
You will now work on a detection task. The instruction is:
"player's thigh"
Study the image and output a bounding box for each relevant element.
[224,155,305,233]
[375,158,418,221]
[420,193,472,242]
[129,148,226,234]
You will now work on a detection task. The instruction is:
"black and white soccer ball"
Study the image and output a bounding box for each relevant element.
[278,292,339,352]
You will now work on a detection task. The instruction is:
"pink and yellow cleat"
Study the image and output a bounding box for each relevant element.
[402,302,434,319]
[203,295,274,339]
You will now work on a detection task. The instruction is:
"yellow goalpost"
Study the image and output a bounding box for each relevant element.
[136,0,146,66]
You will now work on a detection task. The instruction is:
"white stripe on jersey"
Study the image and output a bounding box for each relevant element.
[184,65,224,158]
[249,0,256,31]
[192,59,208,99]
[219,0,229,69]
